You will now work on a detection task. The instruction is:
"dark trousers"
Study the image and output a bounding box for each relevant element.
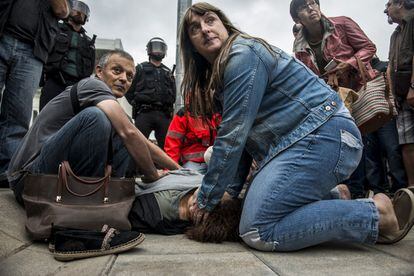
[344,119,407,197]
[365,119,407,193]
[134,110,171,150]
[39,77,67,111]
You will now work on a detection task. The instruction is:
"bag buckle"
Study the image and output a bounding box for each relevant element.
[56,196,61,202]
[103,197,109,203]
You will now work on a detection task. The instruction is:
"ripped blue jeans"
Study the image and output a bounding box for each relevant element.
[239,114,379,251]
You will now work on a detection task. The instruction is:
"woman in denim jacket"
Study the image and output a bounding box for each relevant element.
[179,2,411,251]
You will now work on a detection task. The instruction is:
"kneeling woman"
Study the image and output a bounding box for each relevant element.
[180,2,412,251]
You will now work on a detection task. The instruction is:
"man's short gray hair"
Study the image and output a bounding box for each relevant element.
[97,50,134,68]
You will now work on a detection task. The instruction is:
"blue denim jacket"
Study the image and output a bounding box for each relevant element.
[198,36,345,211]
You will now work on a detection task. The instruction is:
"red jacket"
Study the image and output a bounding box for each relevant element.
[164,109,221,164]
[293,16,377,91]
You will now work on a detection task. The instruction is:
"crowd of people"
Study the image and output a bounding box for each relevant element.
[0,0,413,260]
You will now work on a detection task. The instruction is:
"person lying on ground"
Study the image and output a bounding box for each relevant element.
[129,168,241,242]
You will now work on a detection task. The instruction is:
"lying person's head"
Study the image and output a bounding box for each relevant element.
[185,198,242,243]
[95,50,135,98]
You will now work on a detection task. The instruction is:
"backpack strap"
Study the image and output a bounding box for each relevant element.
[69,81,114,165]
[70,82,80,114]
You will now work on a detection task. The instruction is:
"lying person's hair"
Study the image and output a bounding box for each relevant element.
[185,198,242,243]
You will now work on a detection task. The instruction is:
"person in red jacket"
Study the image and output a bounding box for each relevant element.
[164,108,221,174]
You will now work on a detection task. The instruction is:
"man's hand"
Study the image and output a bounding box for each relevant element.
[327,62,352,76]
[49,0,70,19]
[141,169,169,183]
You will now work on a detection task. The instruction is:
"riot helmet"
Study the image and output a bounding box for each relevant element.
[146,37,167,61]
[70,0,90,24]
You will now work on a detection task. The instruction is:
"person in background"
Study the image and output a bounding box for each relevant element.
[125,37,176,149]
[164,107,221,174]
[39,0,96,110]
[364,56,407,195]
[385,0,414,189]
[290,0,392,198]
[0,0,69,188]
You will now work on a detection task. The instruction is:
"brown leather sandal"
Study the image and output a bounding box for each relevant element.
[377,188,414,244]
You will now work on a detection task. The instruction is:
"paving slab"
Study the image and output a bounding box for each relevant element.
[0,231,27,261]
[0,243,113,276]
[0,191,29,242]
[367,230,414,262]
[138,234,246,255]
[252,242,414,276]
[111,252,276,276]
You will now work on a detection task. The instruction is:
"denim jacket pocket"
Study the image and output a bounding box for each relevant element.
[333,129,363,183]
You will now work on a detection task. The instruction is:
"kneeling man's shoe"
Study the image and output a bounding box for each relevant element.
[52,226,145,261]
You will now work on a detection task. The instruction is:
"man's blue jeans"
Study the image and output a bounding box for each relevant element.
[239,114,379,251]
[0,35,43,182]
[12,107,131,203]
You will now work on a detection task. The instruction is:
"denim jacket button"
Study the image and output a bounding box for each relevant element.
[331,101,337,106]
[325,106,332,111]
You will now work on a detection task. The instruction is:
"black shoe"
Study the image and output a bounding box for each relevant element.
[51,226,145,261]
[0,178,9,188]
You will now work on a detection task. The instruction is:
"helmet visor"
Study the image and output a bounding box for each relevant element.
[71,1,90,18]
[149,41,167,55]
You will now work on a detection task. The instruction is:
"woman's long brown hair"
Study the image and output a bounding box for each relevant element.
[179,2,274,121]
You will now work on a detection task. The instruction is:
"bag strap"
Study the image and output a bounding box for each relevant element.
[69,81,114,163]
[356,57,369,90]
[56,161,111,202]
[70,82,81,114]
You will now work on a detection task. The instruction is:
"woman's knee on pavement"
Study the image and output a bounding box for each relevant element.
[240,228,277,252]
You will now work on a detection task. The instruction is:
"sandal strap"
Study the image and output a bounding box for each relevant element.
[101,228,117,251]
[101,225,109,233]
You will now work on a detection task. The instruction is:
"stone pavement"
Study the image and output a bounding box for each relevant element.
[1,188,413,276]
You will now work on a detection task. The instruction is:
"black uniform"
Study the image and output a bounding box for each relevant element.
[125,61,176,149]
[39,21,95,110]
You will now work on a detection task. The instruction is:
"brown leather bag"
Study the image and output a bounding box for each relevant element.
[22,161,135,240]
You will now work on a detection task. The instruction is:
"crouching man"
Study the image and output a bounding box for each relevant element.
[8,50,180,204]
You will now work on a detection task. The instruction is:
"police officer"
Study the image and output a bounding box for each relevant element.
[126,37,176,149]
[39,0,96,110]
